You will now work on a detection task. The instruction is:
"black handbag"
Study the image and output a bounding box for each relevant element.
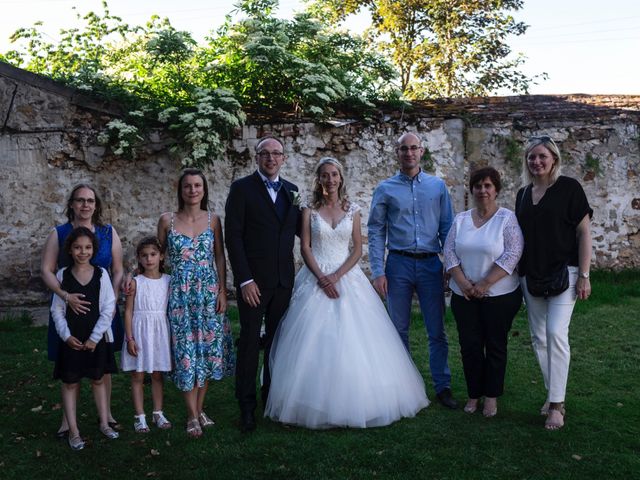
[526,264,570,298]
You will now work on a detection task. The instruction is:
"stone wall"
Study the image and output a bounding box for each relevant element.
[1,62,639,306]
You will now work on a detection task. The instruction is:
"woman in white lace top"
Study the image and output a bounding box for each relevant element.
[444,167,523,417]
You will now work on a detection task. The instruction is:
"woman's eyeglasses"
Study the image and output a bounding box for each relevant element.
[73,197,96,205]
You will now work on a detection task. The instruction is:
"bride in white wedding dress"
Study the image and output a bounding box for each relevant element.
[265,158,429,429]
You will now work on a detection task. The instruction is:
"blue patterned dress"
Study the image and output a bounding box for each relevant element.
[167,212,235,391]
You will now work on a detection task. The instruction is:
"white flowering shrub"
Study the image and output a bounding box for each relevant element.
[97,119,143,159]
[159,88,245,167]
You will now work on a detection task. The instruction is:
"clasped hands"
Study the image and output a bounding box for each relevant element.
[318,273,340,299]
[459,279,491,300]
[65,336,97,352]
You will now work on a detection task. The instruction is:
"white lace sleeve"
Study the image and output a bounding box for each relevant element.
[348,202,361,217]
[443,215,461,271]
[495,210,524,275]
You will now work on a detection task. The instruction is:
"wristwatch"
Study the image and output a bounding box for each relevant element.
[579,272,589,279]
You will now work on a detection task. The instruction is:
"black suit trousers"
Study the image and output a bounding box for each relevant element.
[235,284,293,413]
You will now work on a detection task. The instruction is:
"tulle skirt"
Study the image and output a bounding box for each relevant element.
[265,265,429,429]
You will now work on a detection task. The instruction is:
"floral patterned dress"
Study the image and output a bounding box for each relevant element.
[167,211,234,391]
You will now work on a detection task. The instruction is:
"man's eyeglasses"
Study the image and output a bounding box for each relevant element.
[257,151,284,160]
[73,197,96,205]
[398,145,422,152]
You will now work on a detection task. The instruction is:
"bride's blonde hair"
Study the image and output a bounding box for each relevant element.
[310,157,349,211]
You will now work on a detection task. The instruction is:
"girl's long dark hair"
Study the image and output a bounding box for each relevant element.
[63,227,98,263]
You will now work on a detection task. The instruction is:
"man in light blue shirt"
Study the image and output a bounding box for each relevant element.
[368,132,458,409]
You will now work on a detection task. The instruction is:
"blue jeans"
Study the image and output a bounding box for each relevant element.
[386,252,451,393]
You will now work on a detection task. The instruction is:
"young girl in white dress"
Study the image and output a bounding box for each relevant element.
[121,236,173,432]
[265,158,429,429]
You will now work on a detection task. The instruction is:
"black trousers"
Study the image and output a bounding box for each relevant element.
[235,285,293,413]
[451,288,522,398]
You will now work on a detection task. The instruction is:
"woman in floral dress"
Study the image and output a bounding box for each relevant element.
[157,168,234,438]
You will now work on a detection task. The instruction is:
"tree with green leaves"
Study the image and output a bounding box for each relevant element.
[307,0,543,98]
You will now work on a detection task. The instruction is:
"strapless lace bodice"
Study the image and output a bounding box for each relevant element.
[310,203,360,271]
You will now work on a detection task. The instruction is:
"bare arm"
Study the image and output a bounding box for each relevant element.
[41,228,90,314]
[110,227,124,311]
[157,213,171,252]
[212,214,228,313]
[300,208,325,280]
[123,278,137,356]
[575,214,592,300]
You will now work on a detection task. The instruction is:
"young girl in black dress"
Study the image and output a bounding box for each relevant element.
[50,227,119,450]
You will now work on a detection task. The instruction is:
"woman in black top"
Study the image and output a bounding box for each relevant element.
[516,135,593,431]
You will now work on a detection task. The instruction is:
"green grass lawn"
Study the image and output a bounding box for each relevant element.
[1,271,638,480]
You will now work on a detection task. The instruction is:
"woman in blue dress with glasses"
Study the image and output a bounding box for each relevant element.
[41,183,125,437]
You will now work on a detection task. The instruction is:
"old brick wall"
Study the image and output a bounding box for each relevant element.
[1,63,639,306]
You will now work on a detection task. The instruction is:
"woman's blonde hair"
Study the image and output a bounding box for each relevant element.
[521,135,562,186]
[310,157,349,211]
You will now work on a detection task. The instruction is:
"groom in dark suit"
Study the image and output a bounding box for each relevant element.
[225,137,300,432]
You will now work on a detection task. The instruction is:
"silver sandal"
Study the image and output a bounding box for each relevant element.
[152,410,172,430]
[68,434,85,451]
[198,412,215,428]
[100,426,120,439]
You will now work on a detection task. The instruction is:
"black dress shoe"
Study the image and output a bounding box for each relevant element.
[240,411,256,433]
[436,388,459,409]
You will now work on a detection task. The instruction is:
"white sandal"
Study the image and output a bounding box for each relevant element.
[152,410,172,430]
[134,414,150,433]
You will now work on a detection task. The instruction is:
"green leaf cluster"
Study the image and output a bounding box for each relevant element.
[1,0,399,166]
